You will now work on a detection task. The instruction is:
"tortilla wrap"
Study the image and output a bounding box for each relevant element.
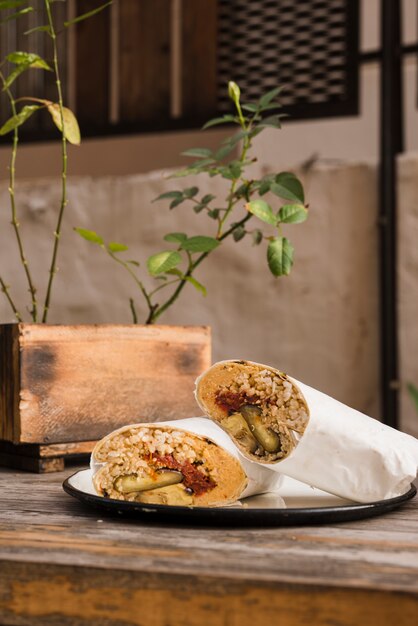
[91,417,282,507]
[195,360,418,502]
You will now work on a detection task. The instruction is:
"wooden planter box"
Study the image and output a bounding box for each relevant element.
[0,324,211,471]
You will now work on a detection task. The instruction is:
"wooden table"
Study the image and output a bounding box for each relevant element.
[0,465,417,626]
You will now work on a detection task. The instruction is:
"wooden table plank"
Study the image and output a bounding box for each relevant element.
[0,466,417,625]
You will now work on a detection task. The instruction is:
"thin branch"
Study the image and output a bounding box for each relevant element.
[129,298,138,324]
[0,70,38,321]
[42,0,68,322]
[0,277,23,321]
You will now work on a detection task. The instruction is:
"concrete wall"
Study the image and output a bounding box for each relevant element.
[0,158,381,423]
[398,153,418,438]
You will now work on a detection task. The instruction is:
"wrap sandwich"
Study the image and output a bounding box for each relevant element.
[195,360,418,502]
[91,417,282,507]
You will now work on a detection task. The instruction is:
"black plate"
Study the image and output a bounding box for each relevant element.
[63,469,417,526]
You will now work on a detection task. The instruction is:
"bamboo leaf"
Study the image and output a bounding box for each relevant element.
[181,236,219,253]
[0,105,40,135]
[278,204,308,224]
[147,251,182,276]
[267,237,294,277]
[47,103,81,145]
[246,199,277,226]
[0,1,27,8]
[74,228,104,245]
[0,6,33,23]
[6,51,51,71]
[2,65,27,89]
[64,1,112,27]
[24,24,51,35]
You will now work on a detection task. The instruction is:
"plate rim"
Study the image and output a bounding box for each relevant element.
[62,468,417,519]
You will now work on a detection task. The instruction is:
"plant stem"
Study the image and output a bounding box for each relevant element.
[42,0,67,323]
[0,71,38,321]
[217,136,251,238]
[0,277,23,322]
[149,213,252,324]
[129,298,138,324]
[107,250,154,322]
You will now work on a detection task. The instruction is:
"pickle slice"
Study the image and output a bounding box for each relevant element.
[114,470,182,494]
[240,405,281,453]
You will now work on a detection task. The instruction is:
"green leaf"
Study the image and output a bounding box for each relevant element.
[407,383,418,414]
[259,87,282,108]
[153,190,183,202]
[228,81,241,106]
[164,232,187,244]
[127,260,140,267]
[271,172,304,203]
[224,128,250,148]
[233,226,246,242]
[24,24,51,35]
[74,228,104,245]
[202,114,236,129]
[170,197,185,209]
[107,242,128,253]
[181,236,220,253]
[0,6,33,23]
[193,203,206,213]
[241,103,259,113]
[181,148,212,158]
[278,204,308,224]
[215,143,236,161]
[267,237,294,277]
[2,65,27,90]
[252,229,263,246]
[6,51,51,71]
[258,179,272,196]
[258,115,282,129]
[208,209,220,220]
[0,1,27,8]
[0,105,40,135]
[47,104,81,145]
[64,1,112,27]
[165,268,183,278]
[246,199,277,226]
[147,251,182,276]
[185,275,207,296]
[183,186,199,198]
[201,194,215,204]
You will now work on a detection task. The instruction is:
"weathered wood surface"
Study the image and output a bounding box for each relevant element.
[0,467,417,625]
[0,324,211,445]
[0,440,95,473]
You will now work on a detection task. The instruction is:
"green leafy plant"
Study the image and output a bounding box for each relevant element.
[76,81,309,324]
[0,0,111,323]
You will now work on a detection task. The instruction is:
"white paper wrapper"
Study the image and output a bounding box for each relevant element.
[195,360,418,503]
[280,378,418,502]
[91,417,282,500]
